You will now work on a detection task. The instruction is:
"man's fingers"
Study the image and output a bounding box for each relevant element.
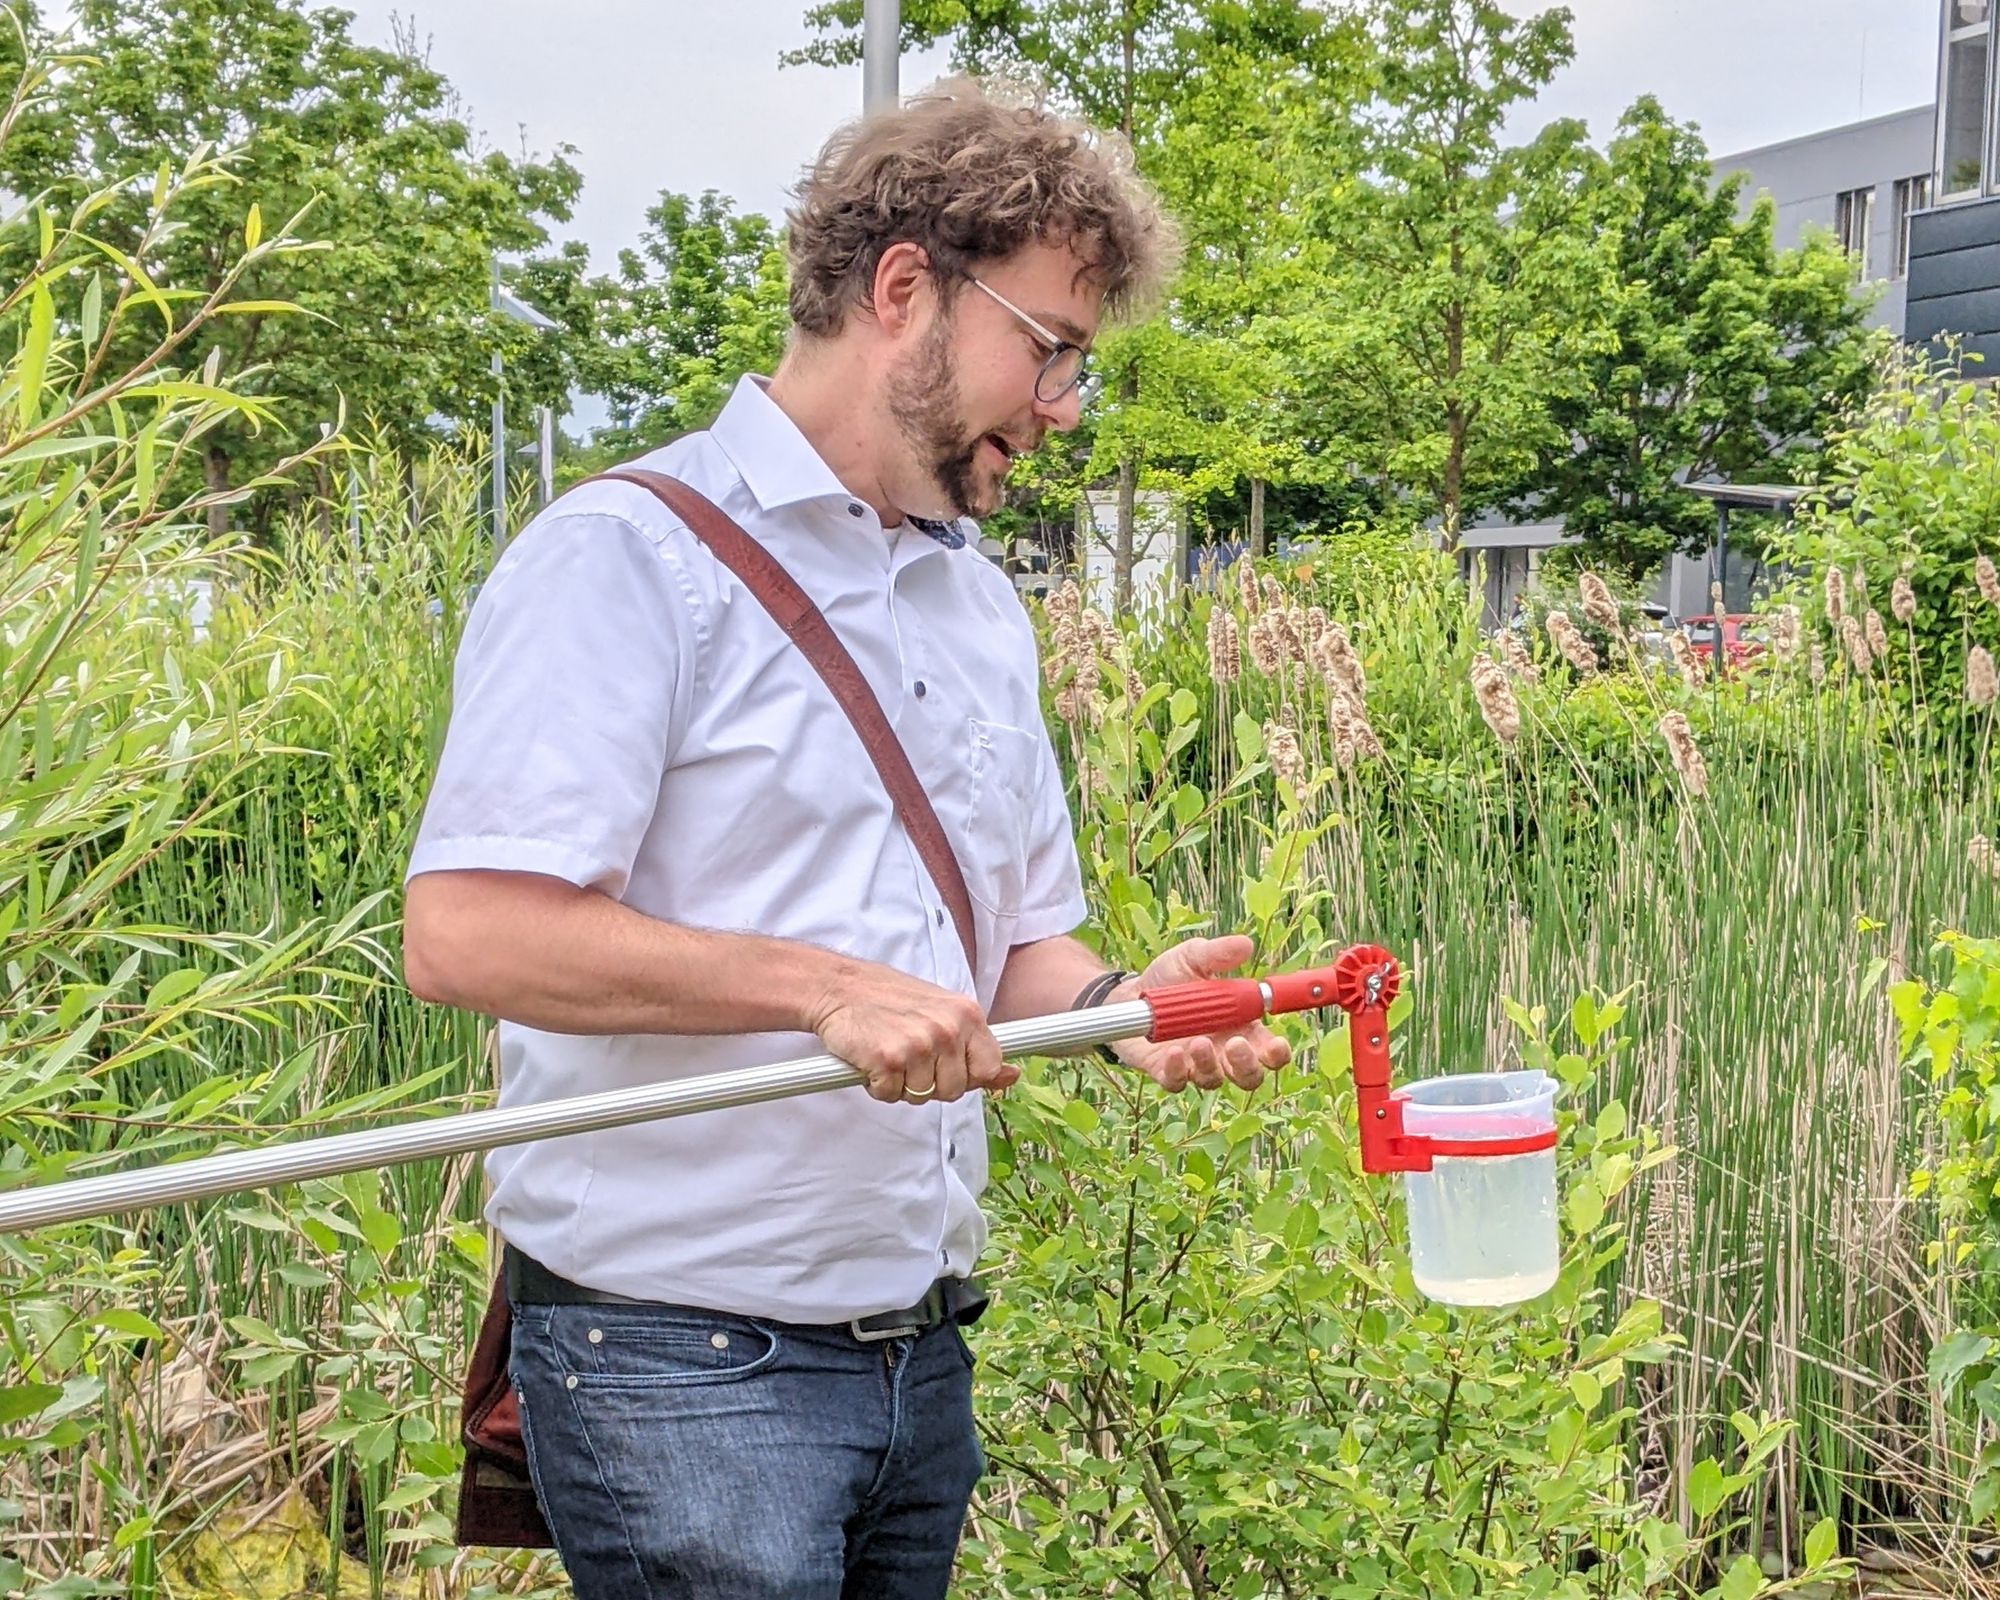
[1223,1035,1263,1092]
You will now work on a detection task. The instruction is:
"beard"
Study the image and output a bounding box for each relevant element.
[884,316,1000,520]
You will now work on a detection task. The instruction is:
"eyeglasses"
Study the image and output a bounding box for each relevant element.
[968,277,1102,407]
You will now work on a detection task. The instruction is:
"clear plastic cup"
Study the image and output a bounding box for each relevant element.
[1397,1070,1560,1307]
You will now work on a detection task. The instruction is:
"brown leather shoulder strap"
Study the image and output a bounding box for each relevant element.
[589,468,979,974]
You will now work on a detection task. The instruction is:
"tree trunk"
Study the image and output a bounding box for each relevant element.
[1249,475,1267,559]
[204,445,230,541]
[1441,402,1466,550]
[1115,451,1137,616]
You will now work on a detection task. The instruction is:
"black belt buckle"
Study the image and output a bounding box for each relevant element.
[848,1277,987,1341]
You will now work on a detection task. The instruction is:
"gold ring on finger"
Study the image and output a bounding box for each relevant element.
[902,1082,937,1103]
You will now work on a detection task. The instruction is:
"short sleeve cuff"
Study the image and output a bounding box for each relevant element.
[1012,889,1089,947]
[405,835,623,894]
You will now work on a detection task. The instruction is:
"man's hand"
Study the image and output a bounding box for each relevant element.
[1111,934,1292,1094]
[806,959,1014,1106]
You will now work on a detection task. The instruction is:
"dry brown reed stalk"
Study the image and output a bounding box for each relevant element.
[1772,606,1802,661]
[1579,572,1622,636]
[1969,645,1998,709]
[1865,608,1891,665]
[1824,565,1846,623]
[1658,711,1710,797]
[1496,629,1539,682]
[1891,575,1916,625]
[1972,834,2000,881]
[1206,605,1241,683]
[1547,609,1600,675]
[1265,720,1307,793]
[1978,552,2000,610]
[1469,655,1521,744]
[1840,613,1873,676]
[1667,630,1705,691]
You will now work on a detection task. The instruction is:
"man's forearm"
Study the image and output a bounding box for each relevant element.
[989,933,1132,1038]
[402,868,849,1037]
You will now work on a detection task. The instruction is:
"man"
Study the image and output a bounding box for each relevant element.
[402,79,1290,1599]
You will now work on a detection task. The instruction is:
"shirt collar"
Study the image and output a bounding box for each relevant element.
[708,373,969,549]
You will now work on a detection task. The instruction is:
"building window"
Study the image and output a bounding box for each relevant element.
[1892,175,1931,276]
[1940,0,1992,197]
[1834,186,1876,278]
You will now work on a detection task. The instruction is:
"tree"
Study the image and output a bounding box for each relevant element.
[0,0,583,534]
[1526,97,1881,578]
[1311,0,1602,547]
[571,190,791,464]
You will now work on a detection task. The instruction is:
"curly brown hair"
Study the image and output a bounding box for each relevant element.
[785,77,1180,338]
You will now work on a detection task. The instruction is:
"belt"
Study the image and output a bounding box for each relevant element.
[502,1245,988,1343]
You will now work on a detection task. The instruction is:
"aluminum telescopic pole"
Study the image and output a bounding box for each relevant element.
[0,958,1358,1236]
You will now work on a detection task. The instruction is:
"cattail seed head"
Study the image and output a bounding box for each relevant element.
[1470,655,1521,744]
[1658,711,1709,797]
[1824,565,1846,623]
[1261,574,1285,614]
[1247,612,1285,676]
[1496,629,1539,682]
[1236,558,1260,615]
[1840,613,1872,675]
[1579,573,1621,635]
[1977,554,2000,610]
[1972,833,2000,881]
[1304,605,1330,648]
[1667,630,1705,691]
[1772,606,1802,660]
[1891,575,1917,625]
[1809,641,1827,683]
[1970,645,1998,708]
[1312,623,1366,699]
[1865,608,1890,663]
[1265,721,1307,792]
[1207,605,1241,683]
[1547,610,1599,675]
[1851,562,1868,601]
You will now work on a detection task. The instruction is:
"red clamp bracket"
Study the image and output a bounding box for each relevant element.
[1330,946,1436,1173]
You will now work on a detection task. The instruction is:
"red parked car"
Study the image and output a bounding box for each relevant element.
[1680,614,1769,669]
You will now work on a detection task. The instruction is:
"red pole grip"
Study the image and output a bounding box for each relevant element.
[1141,977,1264,1042]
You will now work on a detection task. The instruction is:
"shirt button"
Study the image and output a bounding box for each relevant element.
[934,909,945,927]
[948,1141,958,1159]
[847,502,865,517]
[914,680,927,699]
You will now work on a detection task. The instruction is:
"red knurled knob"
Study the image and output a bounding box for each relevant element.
[1330,945,1400,1015]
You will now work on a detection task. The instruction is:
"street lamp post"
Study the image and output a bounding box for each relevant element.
[864,0,899,112]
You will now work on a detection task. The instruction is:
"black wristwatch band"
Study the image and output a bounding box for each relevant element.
[1074,969,1136,1064]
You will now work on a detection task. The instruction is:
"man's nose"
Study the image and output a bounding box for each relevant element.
[1032,384,1082,434]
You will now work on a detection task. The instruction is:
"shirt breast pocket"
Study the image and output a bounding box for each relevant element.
[963,718,1041,917]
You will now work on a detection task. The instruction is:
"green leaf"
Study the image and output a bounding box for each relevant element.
[1929,1330,1994,1397]
[1686,1457,1727,1520]
[1135,1348,1177,1386]
[16,285,53,424]
[1804,1516,1838,1569]
[1718,1555,1763,1600]
[244,203,262,251]
[0,1384,62,1425]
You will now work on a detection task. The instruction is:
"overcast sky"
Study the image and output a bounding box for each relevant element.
[334,0,1943,276]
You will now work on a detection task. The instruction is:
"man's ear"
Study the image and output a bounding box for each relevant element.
[870,242,931,339]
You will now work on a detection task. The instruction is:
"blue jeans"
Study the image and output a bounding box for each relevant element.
[507,1295,984,1598]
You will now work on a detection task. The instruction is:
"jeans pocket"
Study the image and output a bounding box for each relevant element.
[950,1324,978,1375]
[552,1304,781,1389]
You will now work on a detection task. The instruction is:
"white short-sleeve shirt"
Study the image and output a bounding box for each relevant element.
[406,374,1087,1323]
